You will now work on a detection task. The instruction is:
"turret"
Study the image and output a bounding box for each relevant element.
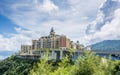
[50,27,55,36]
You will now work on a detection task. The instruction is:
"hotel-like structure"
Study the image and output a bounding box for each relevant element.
[18,28,119,60]
[20,28,84,56]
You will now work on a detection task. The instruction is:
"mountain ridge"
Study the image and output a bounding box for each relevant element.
[91,40,120,50]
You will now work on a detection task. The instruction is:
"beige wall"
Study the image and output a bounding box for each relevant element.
[21,45,32,53]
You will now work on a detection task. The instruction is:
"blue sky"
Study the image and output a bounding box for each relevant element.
[0,0,120,60]
[0,15,19,36]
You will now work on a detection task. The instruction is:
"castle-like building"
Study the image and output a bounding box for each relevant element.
[21,28,84,53]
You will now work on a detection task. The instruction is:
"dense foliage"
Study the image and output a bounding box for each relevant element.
[0,55,38,75]
[0,51,120,75]
[92,40,120,50]
[30,51,120,75]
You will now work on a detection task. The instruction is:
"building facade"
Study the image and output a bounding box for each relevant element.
[21,28,84,53]
[21,45,32,53]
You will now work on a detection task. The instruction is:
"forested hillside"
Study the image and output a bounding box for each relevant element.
[0,52,120,75]
[0,55,37,75]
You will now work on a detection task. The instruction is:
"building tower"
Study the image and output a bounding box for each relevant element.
[50,27,55,36]
[59,35,67,50]
[76,41,80,50]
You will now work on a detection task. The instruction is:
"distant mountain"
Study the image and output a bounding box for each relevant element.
[91,40,120,50]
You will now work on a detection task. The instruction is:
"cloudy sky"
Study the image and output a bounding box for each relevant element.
[0,0,120,60]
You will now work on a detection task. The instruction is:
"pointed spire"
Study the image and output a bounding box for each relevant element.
[51,27,54,32]
[50,27,55,36]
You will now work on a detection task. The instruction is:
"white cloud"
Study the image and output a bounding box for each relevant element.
[96,9,120,39]
[86,12,104,34]
[42,0,59,12]
[86,0,120,45]
[0,0,106,51]
[0,28,41,51]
